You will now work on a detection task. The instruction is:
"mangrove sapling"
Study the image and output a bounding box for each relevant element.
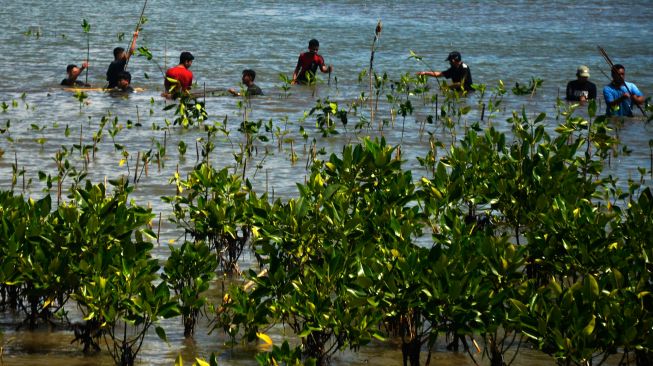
[3,194,74,329]
[165,164,256,274]
[486,80,507,125]
[164,93,208,128]
[91,116,108,159]
[81,19,91,85]
[62,180,178,363]
[612,186,653,366]
[255,340,316,366]
[162,241,217,337]
[368,20,382,127]
[30,123,47,149]
[511,77,543,97]
[178,140,187,159]
[277,73,292,99]
[307,98,348,137]
[408,50,436,80]
[73,90,88,111]
[219,139,421,365]
[136,45,165,77]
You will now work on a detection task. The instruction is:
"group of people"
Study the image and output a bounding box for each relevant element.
[565,63,645,117]
[61,35,645,117]
[61,31,139,93]
[163,38,333,98]
[415,50,645,118]
[60,36,333,99]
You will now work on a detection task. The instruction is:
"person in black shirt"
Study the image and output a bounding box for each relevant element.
[229,69,263,97]
[109,71,135,93]
[60,62,89,87]
[106,31,138,88]
[566,65,596,103]
[416,51,473,92]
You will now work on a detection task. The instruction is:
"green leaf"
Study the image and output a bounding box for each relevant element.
[156,326,168,342]
[582,315,596,336]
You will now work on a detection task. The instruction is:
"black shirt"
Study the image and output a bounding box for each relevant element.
[566,79,597,101]
[246,83,263,96]
[61,79,88,87]
[106,59,127,88]
[442,63,473,91]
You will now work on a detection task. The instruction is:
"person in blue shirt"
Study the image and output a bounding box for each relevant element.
[603,64,645,117]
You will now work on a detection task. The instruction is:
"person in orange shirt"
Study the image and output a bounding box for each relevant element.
[164,51,194,98]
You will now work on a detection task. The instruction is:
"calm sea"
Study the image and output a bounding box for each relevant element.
[0,1,651,365]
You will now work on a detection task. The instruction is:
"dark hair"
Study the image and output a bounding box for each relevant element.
[113,47,125,59]
[180,51,194,63]
[118,71,131,82]
[611,63,625,79]
[242,69,256,80]
[308,39,319,49]
[66,64,77,73]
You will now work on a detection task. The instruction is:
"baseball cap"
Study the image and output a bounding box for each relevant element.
[577,65,590,78]
[445,51,461,62]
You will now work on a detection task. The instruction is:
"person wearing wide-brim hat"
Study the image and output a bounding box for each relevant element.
[416,51,473,92]
[566,65,597,103]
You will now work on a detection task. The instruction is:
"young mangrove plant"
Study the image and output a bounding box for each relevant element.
[165,163,261,274]
[162,240,217,337]
[66,180,179,365]
[164,93,208,128]
[218,138,423,365]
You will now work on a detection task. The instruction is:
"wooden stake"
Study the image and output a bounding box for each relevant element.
[157,212,162,245]
[134,151,140,183]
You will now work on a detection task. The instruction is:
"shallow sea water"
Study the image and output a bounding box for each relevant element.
[0,1,652,365]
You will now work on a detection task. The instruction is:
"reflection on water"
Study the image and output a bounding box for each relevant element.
[1,0,651,365]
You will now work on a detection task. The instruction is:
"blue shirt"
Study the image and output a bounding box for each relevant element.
[603,81,643,117]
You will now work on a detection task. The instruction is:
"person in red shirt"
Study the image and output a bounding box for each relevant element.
[292,39,333,84]
[164,51,194,98]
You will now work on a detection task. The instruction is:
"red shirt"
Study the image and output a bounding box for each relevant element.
[295,52,325,82]
[164,65,193,92]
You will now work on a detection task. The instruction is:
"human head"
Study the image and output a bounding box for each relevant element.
[611,64,625,83]
[576,65,590,79]
[66,64,83,80]
[308,39,319,52]
[117,71,131,89]
[242,69,256,83]
[113,47,126,60]
[446,51,462,66]
[446,51,462,62]
[180,51,194,67]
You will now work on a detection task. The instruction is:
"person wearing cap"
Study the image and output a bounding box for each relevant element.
[566,65,596,102]
[292,39,333,84]
[106,31,139,88]
[164,51,194,98]
[416,51,473,92]
[61,61,90,87]
[603,64,645,117]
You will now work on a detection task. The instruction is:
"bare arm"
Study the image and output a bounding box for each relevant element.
[320,64,333,73]
[416,71,443,78]
[292,63,301,84]
[127,31,139,58]
[631,93,645,105]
